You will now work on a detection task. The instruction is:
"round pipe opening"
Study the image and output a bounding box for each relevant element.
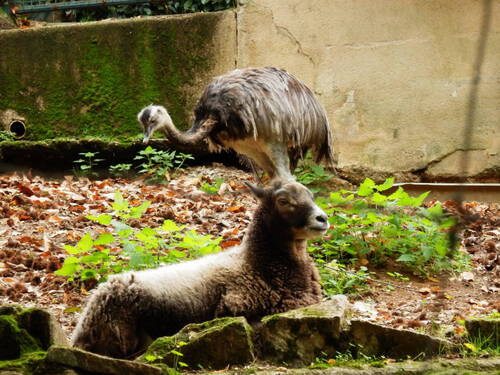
[9,120,26,139]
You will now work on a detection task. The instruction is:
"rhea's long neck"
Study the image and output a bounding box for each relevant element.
[158,116,214,147]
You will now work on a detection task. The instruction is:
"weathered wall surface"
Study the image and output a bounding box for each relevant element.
[1,1,499,179]
[0,11,236,140]
[237,0,500,178]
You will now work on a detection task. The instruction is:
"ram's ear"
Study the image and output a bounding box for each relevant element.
[244,181,266,200]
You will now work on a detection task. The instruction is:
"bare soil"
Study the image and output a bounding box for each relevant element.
[0,164,498,345]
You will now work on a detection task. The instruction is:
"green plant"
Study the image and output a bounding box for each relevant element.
[311,178,469,276]
[463,332,500,357]
[55,191,221,283]
[144,340,188,372]
[73,151,104,177]
[165,0,236,13]
[109,163,133,177]
[310,347,386,369]
[71,0,236,22]
[199,177,224,194]
[386,271,410,282]
[310,259,371,296]
[0,130,15,142]
[134,146,193,183]
[294,153,333,192]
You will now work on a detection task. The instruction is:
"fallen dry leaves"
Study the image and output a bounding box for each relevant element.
[0,164,498,340]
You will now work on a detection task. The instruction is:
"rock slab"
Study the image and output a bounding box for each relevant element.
[258,295,351,367]
[465,317,499,346]
[348,320,456,359]
[140,316,255,370]
[46,346,162,375]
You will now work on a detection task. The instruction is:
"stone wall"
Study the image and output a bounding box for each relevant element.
[0,11,236,140]
[237,0,500,178]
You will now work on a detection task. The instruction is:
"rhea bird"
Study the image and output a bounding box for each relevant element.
[138,66,335,180]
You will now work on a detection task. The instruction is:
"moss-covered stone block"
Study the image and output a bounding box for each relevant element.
[0,350,46,375]
[0,11,236,141]
[0,315,41,360]
[140,316,255,370]
[46,346,162,375]
[258,296,351,367]
[465,316,500,347]
[18,308,68,349]
[0,305,67,356]
[348,320,457,359]
[0,138,239,171]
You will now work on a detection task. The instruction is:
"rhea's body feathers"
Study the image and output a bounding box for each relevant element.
[138,67,335,179]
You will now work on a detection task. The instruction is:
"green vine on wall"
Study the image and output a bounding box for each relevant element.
[70,0,237,22]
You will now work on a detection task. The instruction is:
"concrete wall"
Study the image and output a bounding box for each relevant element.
[237,0,500,179]
[0,11,236,140]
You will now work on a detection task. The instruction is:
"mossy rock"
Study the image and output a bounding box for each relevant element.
[46,346,162,375]
[0,315,40,360]
[0,305,67,355]
[0,351,47,375]
[465,316,500,347]
[258,296,351,367]
[139,316,255,370]
[348,320,457,359]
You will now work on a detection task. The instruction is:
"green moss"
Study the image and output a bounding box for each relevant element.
[142,317,254,369]
[0,12,229,141]
[0,351,46,374]
[0,315,41,360]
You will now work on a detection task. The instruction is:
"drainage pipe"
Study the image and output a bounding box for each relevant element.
[8,120,26,139]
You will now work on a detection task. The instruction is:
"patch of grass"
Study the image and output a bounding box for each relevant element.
[462,332,500,357]
[310,348,387,369]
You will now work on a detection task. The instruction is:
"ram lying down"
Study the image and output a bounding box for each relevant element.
[71,179,329,358]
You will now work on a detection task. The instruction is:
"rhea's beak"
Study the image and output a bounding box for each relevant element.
[143,126,154,144]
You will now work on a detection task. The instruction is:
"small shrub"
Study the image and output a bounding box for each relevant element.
[55,191,221,284]
[134,146,193,183]
[71,0,236,22]
[199,177,224,194]
[312,259,371,296]
[109,163,133,177]
[311,178,469,277]
[294,153,333,192]
[73,152,104,177]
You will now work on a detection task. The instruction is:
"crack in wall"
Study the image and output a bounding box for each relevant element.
[412,148,487,174]
[273,24,316,67]
[341,37,431,50]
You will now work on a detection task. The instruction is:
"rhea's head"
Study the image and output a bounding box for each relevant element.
[137,105,173,144]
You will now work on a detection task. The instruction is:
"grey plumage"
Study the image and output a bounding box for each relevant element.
[71,180,328,358]
[138,67,335,179]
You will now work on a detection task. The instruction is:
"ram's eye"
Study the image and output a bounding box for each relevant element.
[277,198,289,206]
